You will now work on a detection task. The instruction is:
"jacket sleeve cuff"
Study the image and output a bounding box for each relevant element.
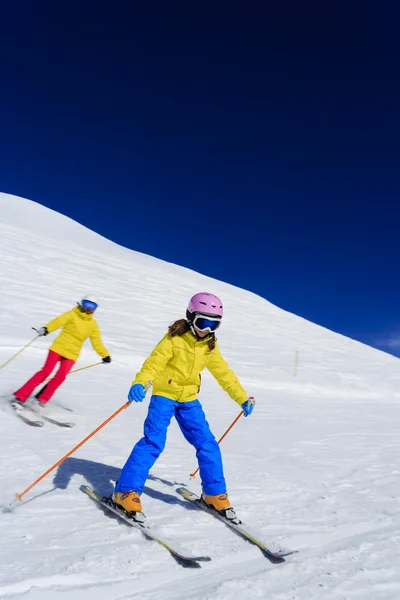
[133,376,148,386]
[236,395,248,405]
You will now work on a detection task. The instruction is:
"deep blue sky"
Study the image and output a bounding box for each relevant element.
[1,2,400,355]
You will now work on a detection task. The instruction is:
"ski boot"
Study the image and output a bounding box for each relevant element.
[201,493,241,524]
[111,490,146,524]
[10,397,26,410]
[31,399,48,412]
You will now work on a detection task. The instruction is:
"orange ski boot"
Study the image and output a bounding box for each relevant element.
[112,490,143,513]
[202,493,230,511]
[202,492,241,523]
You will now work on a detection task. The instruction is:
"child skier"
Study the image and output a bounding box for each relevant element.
[113,292,255,521]
[13,296,111,408]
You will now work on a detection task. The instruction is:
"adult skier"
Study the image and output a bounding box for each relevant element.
[13,296,111,408]
[112,292,255,520]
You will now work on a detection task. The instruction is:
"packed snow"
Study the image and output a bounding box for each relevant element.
[0,191,399,599]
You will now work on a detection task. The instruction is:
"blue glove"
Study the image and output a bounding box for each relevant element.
[241,397,255,417]
[128,383,146,403]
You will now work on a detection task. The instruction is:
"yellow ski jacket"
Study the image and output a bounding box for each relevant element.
[44,307,109,361]
[133,330,248,405]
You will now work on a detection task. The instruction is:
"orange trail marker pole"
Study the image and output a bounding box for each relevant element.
[189,410,244,479]
[294,350,299,377]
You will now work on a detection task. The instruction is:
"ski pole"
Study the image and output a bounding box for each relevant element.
[15,403,129,502]
[44,361,103,382]
[14,382,152,503]
[0,336,38,371]
[189,409,245,479]
[70,362,103,375]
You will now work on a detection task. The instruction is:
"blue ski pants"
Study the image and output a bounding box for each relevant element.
[116,395,226,496]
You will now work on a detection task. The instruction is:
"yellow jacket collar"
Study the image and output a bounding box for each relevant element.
[73,306,94,321]
[181,330,211,348]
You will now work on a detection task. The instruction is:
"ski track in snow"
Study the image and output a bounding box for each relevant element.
[1,193,400,599]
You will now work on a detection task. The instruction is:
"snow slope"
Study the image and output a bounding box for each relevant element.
[0,191,399,599]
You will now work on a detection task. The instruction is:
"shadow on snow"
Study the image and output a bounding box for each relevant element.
[51,456,197,512]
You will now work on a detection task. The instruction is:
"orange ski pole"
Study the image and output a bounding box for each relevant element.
[15,383,151,503]
[189,409,244,479]
[15,402,130,502]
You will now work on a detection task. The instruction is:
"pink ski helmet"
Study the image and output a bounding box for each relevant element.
[187,292,223,318]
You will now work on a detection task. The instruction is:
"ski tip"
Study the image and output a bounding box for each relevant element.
[173,554,212,564]
[267,548,298,559]
[19,417,45,427]
[42,416,75,427]
[80,484,92,494]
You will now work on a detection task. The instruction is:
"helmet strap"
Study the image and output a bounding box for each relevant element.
[189,322,198,338]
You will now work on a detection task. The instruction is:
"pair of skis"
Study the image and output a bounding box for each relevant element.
[81,485,210,566]
[10,399,74,428]
[81,484,296,566]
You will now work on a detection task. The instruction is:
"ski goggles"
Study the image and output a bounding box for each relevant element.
[193,314,221,333]
[81,299,98,313]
